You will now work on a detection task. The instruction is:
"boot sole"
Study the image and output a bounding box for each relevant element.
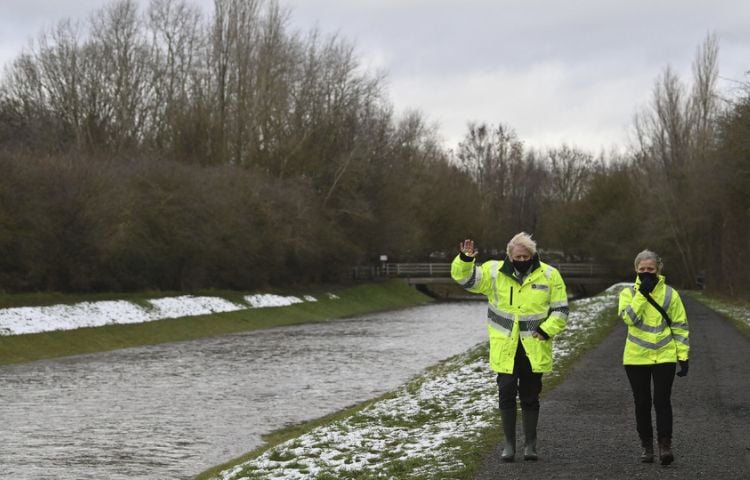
[501,447,515,463]
[660,454,674,466]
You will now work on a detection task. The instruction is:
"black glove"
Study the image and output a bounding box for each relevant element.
[534,326,550,340]
[639,274,657,295]
[676,360,689,377]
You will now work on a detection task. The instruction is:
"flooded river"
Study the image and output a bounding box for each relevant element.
[0,302,487,479]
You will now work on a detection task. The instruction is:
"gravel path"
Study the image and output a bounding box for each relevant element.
[475,296,750,480]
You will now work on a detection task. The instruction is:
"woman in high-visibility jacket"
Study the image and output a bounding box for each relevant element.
[618,249,689,466]
[452,232,568,463]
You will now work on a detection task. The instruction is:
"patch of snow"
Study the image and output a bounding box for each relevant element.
[244,294,304,308]
[148,296,244,318]
[0,301,150,335]
[605,282,632,293]
[0,292,339,336]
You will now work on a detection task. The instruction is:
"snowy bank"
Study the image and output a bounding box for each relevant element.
[0,293,340,336]
[691,293,750,328]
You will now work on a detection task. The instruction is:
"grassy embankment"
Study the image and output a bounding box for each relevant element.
[0,280,431,367]
[688,290,750,337]
[197,291,621,480]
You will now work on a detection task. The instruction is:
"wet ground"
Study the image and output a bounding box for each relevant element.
[0,302,486,480]
[475,296,750,480]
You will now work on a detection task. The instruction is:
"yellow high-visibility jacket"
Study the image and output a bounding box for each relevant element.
[451,254,568,373]
[618,275,689,365]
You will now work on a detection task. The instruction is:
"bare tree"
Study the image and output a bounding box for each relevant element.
[456,122,536,242]
[689,32,720,156]
[145,0,204,154]
[10,20,89,148]
[631,33,722,284]
[88,0,152,150]
[545,145,595,203]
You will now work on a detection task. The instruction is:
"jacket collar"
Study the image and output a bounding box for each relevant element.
[634,273,666,289]
[500,253,541,283]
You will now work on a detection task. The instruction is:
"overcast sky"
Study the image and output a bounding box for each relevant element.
[1,0,749,153]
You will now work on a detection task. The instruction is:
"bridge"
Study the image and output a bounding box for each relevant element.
[353,262,622,297]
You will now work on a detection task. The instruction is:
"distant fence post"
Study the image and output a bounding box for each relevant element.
[352,265,380,280]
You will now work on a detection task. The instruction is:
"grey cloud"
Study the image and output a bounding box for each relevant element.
[2,0,749,151]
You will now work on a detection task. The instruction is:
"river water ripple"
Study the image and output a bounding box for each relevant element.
[0,302,486,479]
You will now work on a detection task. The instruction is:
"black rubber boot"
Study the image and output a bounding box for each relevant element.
[658,437,673,465]
[522,409,539,461]
[640,438,654,463]
[500,408,516,462]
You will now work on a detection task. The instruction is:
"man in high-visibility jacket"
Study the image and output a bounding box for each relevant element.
[451,232,568,462]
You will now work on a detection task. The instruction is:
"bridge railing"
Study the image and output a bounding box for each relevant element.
[354,262,614,279]
[383,263,452,277]
[550,263,614,277]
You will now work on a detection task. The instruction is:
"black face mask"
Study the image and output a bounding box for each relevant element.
[637,271,658,294]
[512,258,533,273]
[637,272,658,283]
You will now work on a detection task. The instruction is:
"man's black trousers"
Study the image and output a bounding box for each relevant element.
[496,344,543,411]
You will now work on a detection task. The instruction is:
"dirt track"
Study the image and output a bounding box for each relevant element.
[475,296,750,480]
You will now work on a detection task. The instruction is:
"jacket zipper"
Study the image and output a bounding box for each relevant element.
[510,286,513,305]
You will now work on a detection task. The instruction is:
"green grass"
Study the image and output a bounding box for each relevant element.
[0,280,431,367]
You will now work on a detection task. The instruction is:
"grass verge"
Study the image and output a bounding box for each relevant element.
[0,280,431,367]
[687,290,750,338]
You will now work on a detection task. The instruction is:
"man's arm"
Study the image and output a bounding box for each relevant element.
[451,238,491,295]
[536,268,568,339]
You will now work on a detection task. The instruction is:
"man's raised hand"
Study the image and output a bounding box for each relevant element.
[459,239,478,258]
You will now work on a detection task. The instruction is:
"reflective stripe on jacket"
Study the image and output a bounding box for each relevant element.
[618,275,689,365]
[451,254,568,374]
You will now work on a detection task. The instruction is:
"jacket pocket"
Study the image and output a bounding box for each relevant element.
[523,337,552,372]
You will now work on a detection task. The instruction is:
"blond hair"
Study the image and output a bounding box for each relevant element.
[506,232,537,257]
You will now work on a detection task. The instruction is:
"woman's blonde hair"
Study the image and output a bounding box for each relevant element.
[506,232,537,257]
[634,249,663,273]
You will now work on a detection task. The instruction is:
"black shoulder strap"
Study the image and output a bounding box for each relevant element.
[643,292,672,327]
